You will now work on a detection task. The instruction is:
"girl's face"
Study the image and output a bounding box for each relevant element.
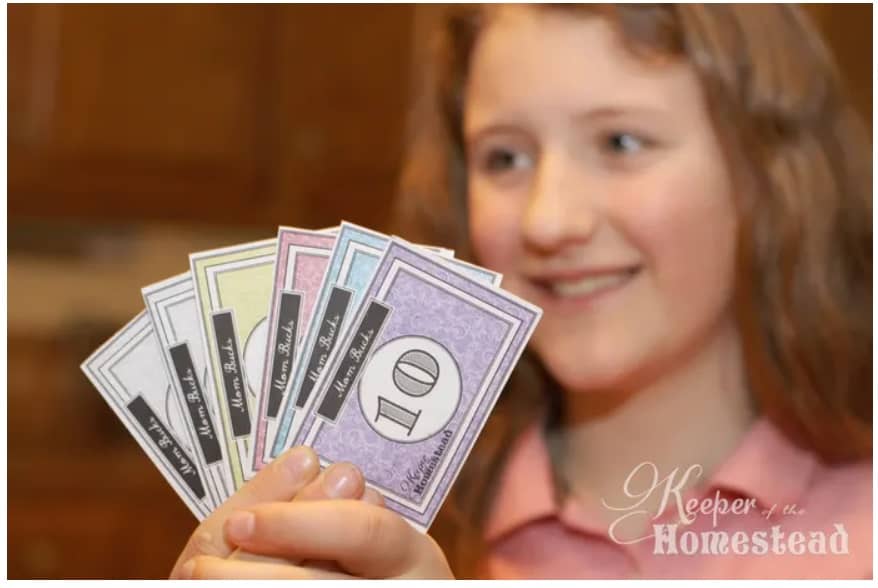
[464,7,739,394]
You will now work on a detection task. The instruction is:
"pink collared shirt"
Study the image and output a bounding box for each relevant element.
[482,418,872,579]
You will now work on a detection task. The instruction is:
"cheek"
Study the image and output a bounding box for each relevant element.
[468,186,522,271]
[623,166,738,321]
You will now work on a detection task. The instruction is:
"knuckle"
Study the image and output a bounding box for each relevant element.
[249,463,295,503]
[356,505,389,551]
[251,502,293,542]
[249,508,271,540]
[262,457,282,479]
[189,529,223,557]
[353,505,412,570]
[188,556,208,579]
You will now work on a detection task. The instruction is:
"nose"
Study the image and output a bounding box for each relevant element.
[521,149,598,254]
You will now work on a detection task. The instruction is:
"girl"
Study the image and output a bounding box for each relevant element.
[172,4,872,579]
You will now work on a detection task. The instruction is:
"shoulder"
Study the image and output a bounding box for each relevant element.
[806,458,872,517]
[800,457,872,577]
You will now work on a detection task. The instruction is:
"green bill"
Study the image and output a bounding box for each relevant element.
[190,238,276,489]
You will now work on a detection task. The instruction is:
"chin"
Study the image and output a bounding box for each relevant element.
[532,333,645,395]
[545,356,637,394]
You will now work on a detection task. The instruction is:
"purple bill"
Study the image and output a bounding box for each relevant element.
[294,239,541,531]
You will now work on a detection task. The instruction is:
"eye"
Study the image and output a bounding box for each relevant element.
[602,132,648,155]
[480,147,533,173]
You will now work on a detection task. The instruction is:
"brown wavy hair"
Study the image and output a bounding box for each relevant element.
[392,4,872,578]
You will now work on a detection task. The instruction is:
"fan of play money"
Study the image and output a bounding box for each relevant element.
[81,222,541,531]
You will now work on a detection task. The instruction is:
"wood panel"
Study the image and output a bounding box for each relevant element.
[8,330,197,579]
[271,4,414,231]
[8,5,867,229]
[9,5,269,223]
[9,454,194,579]
[8,4,414,229]
[805,3,872,125]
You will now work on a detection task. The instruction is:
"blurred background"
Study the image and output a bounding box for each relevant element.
[7,4,872,579]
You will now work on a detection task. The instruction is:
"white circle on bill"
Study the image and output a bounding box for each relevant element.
[358,336,461,443]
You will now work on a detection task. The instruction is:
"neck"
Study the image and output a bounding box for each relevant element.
[552,316,756,526]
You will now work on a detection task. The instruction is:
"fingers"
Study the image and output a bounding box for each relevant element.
[224,500,422,578]
[169,446,319,578]
[299,559,345,574]
[224,550,290,564]
[230,446,320,505]
[180,555,352,580]
[294,461,365,501]
[291,461,384,505]
[227,462,383,563]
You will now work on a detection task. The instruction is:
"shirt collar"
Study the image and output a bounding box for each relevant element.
[708,417,817,511]
[483,416,818,543]
[484,421,557,542]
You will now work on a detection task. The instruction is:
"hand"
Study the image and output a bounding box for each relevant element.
[179,465,454,579]
[170,446,380,578]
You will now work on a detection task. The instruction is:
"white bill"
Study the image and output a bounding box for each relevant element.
[81,311,211,520]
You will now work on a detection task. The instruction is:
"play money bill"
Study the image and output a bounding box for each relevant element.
[270,222,457,458]
[190,238,275,488]
[292,239,541,531]
[143,271,233,505]
[81,311,211,520]
[250,227,336,474]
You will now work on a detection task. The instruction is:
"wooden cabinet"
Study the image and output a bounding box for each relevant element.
[805,4,872,125]
[8,5,870,230]
[8,330,197,579]
[9,453,194,579]
[9,6,418,578]
[9,4,414,229]
[269,5,414,229]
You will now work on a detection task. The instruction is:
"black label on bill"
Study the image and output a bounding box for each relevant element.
[168,342,222,464]
[295,286,353,409]
[316,300,390,422]
[212,310,250,437]
[267,291,302,418]
[127,395,206,499]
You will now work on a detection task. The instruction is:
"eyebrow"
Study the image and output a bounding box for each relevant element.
[574,104,667,121]
[465,104,666,142]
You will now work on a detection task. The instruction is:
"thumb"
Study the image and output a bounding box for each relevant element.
[170,446,319,578]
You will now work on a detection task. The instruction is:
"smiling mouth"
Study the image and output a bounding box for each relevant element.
[534,266,641,301]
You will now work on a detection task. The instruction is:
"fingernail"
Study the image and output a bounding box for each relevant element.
[226,511,255,542]
[323,462,361,498]
[179,559,196,580]
[283,446,317,480]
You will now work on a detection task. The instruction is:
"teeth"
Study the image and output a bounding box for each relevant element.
[550,272,631,298]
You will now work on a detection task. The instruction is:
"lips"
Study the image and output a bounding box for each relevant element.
[531,265,641,301]
[551,271,633,297]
